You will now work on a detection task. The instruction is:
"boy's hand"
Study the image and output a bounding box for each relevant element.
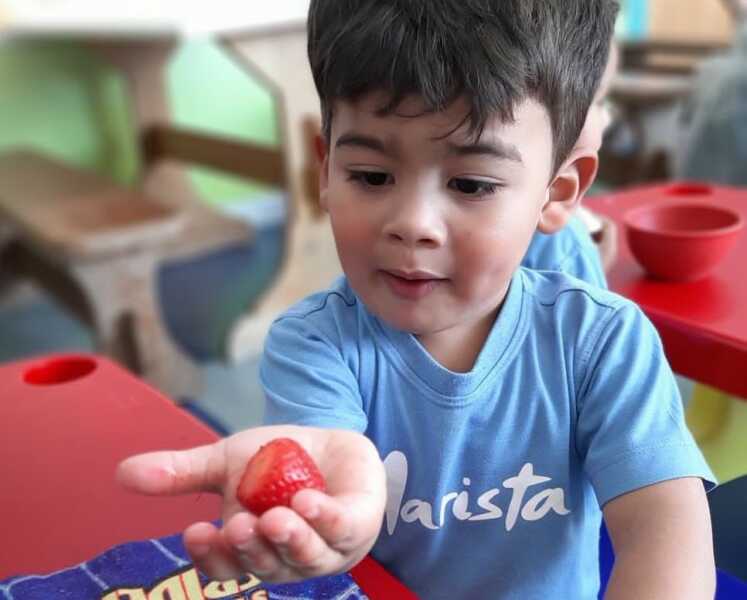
[116,425,386,583]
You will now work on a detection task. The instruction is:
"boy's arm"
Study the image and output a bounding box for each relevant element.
[118,301,382,582]
[574,302,716,596]
[602,477,715,599]
[118,304,386,582]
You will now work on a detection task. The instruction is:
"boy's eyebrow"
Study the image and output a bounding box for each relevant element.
[334,132,523,163]
[446,140,523,163]
[335,133,396,157]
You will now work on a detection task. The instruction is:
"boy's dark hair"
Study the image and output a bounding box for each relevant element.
[308,0,619,173]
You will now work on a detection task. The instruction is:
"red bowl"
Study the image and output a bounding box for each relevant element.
[624,203,743,282]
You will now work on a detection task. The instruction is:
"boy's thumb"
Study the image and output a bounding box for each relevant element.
[116,442,226,496]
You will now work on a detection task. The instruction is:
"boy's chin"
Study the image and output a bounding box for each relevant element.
[369,304,437,335]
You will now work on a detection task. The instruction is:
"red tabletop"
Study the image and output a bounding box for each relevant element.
[0,353,222,579]
[586,182,747,399]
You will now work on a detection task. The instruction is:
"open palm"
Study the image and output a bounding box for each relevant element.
[117,425,386,582]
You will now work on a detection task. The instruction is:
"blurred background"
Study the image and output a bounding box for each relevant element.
[0,0,745,487]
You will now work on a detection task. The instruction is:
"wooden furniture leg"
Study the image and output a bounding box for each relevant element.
[0,150,202,401]
[221,25,343,360]
[70,255,201,400]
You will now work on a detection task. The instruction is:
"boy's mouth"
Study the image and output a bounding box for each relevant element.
[380,269,445,300]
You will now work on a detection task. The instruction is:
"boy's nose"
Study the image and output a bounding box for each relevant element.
[382,195,446,248]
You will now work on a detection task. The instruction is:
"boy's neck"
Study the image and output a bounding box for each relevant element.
[417,305,501,373]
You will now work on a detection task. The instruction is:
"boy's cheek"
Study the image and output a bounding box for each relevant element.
[329,211,373,246]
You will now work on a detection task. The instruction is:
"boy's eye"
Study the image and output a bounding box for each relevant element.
[347,170,393,187]
[449,178,500,197]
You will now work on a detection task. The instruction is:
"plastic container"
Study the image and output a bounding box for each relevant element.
[624,203,743,281]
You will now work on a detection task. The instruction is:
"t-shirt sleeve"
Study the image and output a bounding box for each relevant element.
[559,216,608,289]
[555,243,607,289]
[575,303,715,507]
[259,315,368,432]
[524,218,608,289]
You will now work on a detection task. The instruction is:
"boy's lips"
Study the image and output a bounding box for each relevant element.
[386,268,443,280]
[380,269,446,300]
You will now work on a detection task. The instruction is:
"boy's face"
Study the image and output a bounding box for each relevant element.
[319,93,558,343]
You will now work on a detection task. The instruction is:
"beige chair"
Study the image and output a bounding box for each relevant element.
[0,41,286,400]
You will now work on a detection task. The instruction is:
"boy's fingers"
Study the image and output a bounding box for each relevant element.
[257,506,338,575]
[291,489,355,550]
[223,512,286,579]
[184,522,246,581]
[116,440,227,495]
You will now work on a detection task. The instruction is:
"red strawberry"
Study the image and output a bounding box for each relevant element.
[236,438,326,515]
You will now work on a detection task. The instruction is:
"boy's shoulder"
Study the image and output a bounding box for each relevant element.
[519,266,632,319]
[273,276,361,329]
[519,268,656,368]
[271,270,649,353]
[277,270,639,325]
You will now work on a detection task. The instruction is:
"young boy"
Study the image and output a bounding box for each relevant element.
[118,2,716,598]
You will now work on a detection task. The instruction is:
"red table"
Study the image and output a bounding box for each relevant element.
[587,182,747,400]
[0,353,222,578]
[3,355,744,597]
[0,353,414,598]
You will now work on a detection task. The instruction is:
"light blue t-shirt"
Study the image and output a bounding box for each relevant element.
[524,215,607,288]
[261,270,713,599]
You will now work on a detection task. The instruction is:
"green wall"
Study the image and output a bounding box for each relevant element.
[169,41,279,205]
[0,38,278,206]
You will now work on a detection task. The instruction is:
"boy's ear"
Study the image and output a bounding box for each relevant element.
[318,138,330,212]
[537,150,599,234]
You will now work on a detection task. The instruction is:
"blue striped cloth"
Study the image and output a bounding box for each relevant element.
[0,531,365,600]
[3,525,745,599]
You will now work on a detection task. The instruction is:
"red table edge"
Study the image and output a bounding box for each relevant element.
[647,310,747,399]
[350,556,419,599]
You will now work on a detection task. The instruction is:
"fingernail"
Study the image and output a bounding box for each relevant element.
[191,544,211,557]
[233,529,255,553]
[269,527,291,544]
[299,503,319,520]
